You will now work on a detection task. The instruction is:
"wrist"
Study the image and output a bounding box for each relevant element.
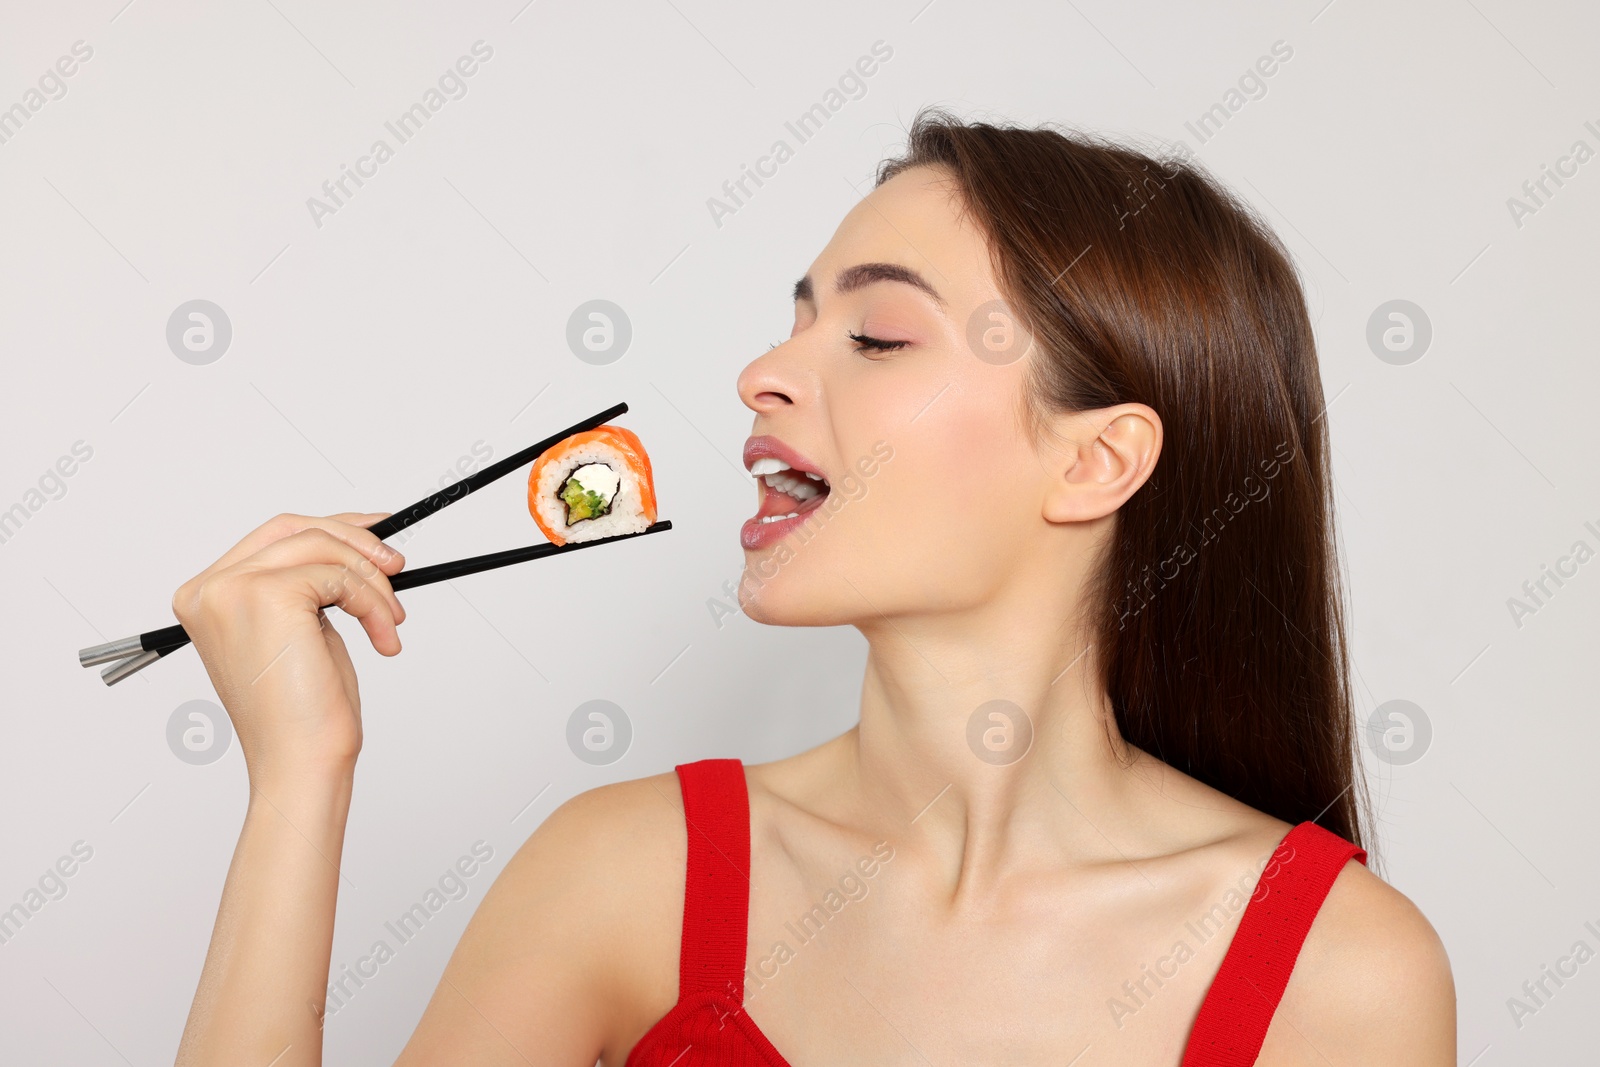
[246,755,357,824]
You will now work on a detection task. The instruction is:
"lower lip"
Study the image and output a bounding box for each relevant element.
[740,494,828,550]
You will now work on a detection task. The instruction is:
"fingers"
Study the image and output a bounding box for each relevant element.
[245,527,407,626]
[175,513,403,622]
[204,512,397,581]
[288,562,403,657]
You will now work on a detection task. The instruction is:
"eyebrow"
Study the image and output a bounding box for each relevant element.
[792,262,945,307]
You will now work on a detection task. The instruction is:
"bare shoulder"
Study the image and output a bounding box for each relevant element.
[508,768,689,903]
[1120,753,1456,1064]
[495,769,689,959]
[1265,856,1456,1065]
[493,770,690,1012]
[394,770,688,1066]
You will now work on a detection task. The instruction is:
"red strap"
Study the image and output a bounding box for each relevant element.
[1181,821,1367,1067]
[674,758,752,1001]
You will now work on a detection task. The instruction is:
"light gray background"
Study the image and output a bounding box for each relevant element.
[2,0,1595,1063]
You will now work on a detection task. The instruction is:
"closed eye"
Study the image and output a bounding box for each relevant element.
[847,331,908,354]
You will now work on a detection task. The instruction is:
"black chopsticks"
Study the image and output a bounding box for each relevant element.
[78,401,671,686]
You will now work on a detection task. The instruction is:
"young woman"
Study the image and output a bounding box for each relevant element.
[172,109,1455,1065]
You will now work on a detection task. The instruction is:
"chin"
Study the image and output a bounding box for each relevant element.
[734,556,852,628]
[736,562,806,625]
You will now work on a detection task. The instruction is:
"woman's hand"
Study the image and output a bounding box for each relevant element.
[170,511,408,788]
[172,512,409,1066]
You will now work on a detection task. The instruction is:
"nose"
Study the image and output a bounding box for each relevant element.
[736,342,805,414]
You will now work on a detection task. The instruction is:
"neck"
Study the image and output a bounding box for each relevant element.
[845,580,1155,904]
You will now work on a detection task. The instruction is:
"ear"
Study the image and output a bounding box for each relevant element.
[1040,403,1162,524]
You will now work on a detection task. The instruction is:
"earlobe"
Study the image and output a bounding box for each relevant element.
[1041,405,1161,524]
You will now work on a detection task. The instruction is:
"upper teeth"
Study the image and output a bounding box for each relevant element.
[750,457,827,500]
[749,457,787,476]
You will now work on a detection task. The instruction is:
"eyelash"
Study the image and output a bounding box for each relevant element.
[766,334,909,355]
[847,331,908,355]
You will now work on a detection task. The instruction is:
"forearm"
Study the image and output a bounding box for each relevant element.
[176,765,355,1067]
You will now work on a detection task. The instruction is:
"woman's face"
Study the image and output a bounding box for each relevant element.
[735,163,1065,627]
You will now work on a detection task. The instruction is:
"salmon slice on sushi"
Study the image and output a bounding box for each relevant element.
[527,425,658,545]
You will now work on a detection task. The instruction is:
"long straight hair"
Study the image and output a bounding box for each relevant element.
[877,108,1369,852]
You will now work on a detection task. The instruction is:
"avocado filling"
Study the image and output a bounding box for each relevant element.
[558,462,621,525]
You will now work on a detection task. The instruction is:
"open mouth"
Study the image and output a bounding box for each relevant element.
[750,457,832,522]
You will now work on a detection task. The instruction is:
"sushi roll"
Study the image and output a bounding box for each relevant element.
[527,424,658,545]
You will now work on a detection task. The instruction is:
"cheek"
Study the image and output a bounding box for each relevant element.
[742,363,1041,621]
[864,389,1041,554]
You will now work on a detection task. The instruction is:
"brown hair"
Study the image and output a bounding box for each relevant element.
[877,107,1369,853]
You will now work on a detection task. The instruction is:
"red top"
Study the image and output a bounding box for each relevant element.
[625,758,1366,1067]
